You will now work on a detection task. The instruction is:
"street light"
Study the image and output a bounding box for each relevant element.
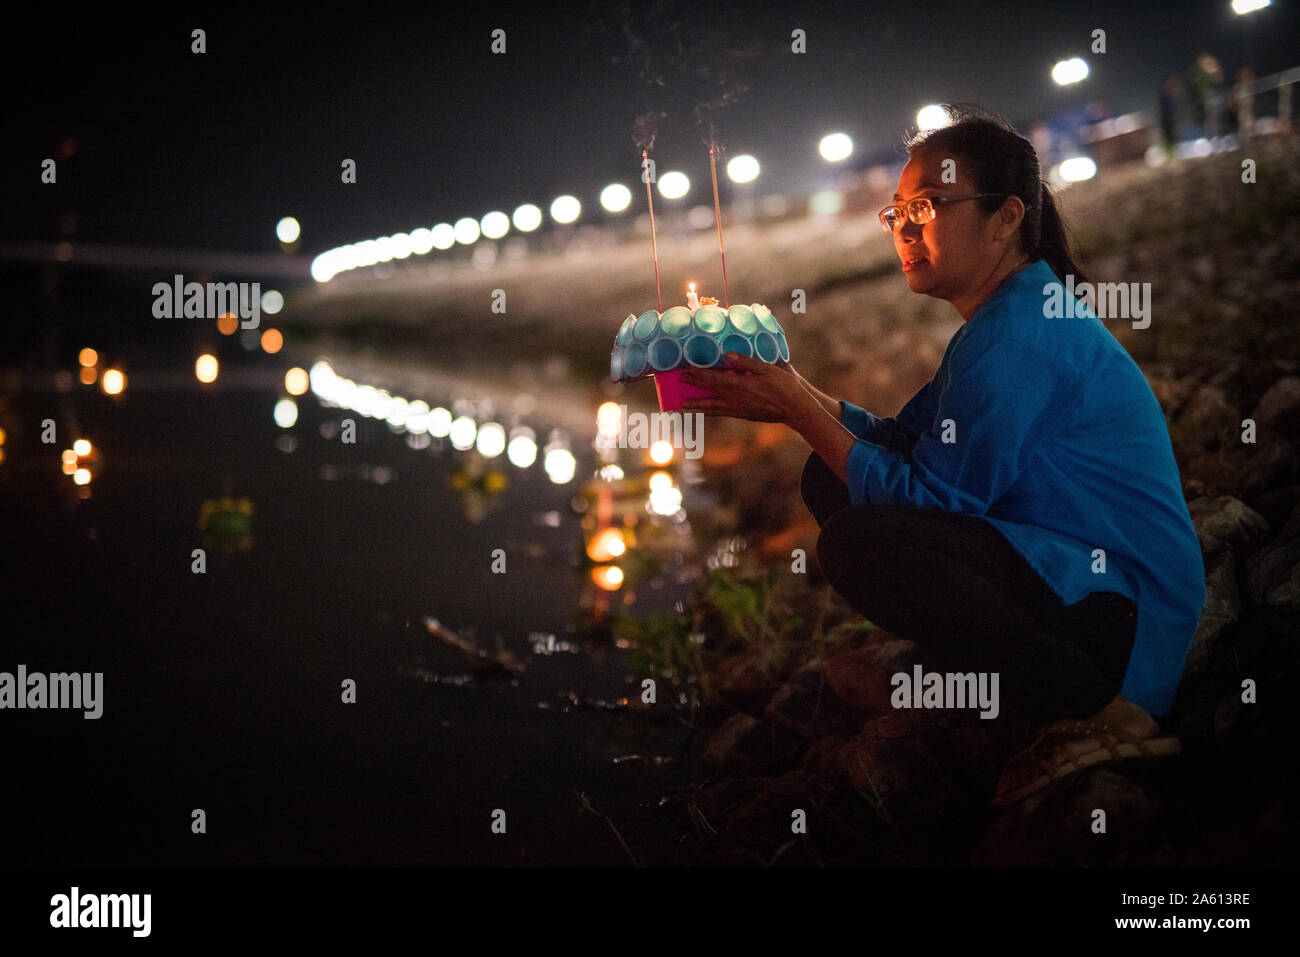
[600,183,632,212]
[726,155,760,183]
[657,171,690,199]
[916,104,950,131]
[276,217,300,244]
[1052,57,1089,86]
[818,132,853,162]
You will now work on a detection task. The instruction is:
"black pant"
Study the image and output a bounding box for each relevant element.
[801,451,1138,725]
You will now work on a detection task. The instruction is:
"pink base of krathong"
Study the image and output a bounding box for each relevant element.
[653,368,749,412]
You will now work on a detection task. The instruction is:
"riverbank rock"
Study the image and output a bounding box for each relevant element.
[822,638,935,717]
[1187,496,1270,556]
[974,766,1183,866]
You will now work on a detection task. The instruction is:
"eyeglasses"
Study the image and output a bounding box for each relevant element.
[878,193,1007,233]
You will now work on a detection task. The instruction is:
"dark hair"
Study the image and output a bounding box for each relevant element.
[905,105,1089,287]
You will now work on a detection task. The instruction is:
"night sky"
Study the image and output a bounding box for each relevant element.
[5,1,1296,256]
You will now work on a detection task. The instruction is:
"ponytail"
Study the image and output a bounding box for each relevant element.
[1035,182,1089,288]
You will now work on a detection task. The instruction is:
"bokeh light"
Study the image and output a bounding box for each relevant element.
[649,440,674,465]
[600,184,632,212]
[726,155,760,183]
[273,398,299,428]
[657,172,689,199]
[78,348,98,367]
[916,104,951,131]
[454,217,481,244]
[284,367,309,395]
[512,204,542,232]
[818,132,853,162]
[276,217,301,243]
[480,211,510,239]
[261,329,283,354]
[591,565,624,590]
[195,354,219,383]
[550,195,581,224]
[261,290,284,315]
[101,369,125,395]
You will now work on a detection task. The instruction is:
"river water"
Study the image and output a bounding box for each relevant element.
[2,321,706,866]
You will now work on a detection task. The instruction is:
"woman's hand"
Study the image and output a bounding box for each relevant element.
[678,353,816,425]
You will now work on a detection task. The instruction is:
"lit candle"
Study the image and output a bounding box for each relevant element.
[686,282,699,311]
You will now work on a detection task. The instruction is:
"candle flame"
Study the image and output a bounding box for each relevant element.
[688,282,695,293]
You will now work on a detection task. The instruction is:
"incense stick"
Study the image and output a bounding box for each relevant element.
[642,149,663,313]
[709,146,730,309]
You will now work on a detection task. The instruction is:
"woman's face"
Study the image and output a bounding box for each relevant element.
[891,148,1006,309]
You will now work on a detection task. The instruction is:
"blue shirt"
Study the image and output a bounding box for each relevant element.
[838,259,1206,716]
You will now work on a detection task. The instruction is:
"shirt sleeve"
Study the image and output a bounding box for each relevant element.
[839,377,938,453]
[845,331,1082,512]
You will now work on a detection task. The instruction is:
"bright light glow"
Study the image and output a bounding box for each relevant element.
[454,217,481,244]
[79,367,97,385]
[1057,156,1098,182]
[592,565,624,590]
[62,450,78,474]
[73,439,92,456]
[586,527,627,562]
[481,211,510,239]
[374,236,396,262]
[600,183,632,212]
[507,427,537,467]
[429,407,453,437]
[596,401,622,438]
[390,233,413,259]
[818,132,853,162]
[648,485,683,516]
[101,369,125,395]
[312,254,335,283]
[726,155,760,183]
[916,104,950,131]
[649,470,673,492]
[78,348,98,367]
[274,398,299,428]
[657,172,689,199]
[649,440,674,465]
[385,397,409,430]
[261,289,284,315]
[597,464,624,482]
[284,367,309,395]
[217,313,239,335]
[550,195,581,223]
[449,415,477,450]
[1052,57,1089,86]
[276,217,301,244]
[195,354,219,383]
[513,204,543,232]
[810,190,844,215]
[406,400,430,435]
[260,329,283,354]
[476,422,506,457]
[74,468,91,486]
[409,228,434,255]
[432,223,456,249]
[544,448,577,484]
[1232,0,1270,13]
